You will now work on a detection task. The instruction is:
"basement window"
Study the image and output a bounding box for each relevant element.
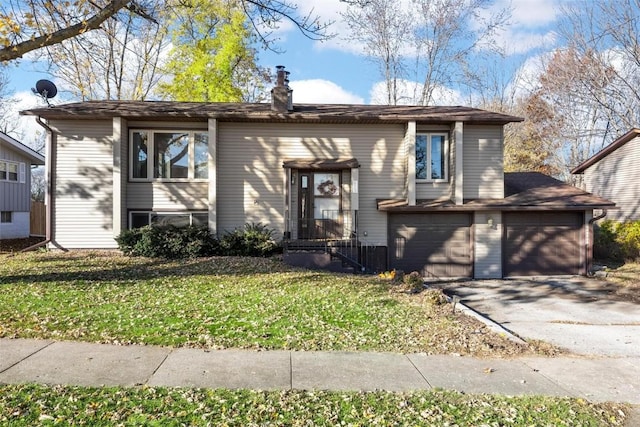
[1,211,12,223]
[129,211,208,229]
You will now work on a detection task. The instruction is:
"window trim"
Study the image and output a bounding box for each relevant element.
[1,211,12,223]
[129,129,209,182]
[128,210,208,229]
[0,160,21,183]
[415,132,449,183]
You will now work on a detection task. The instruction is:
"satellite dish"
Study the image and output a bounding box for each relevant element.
[31,79,57,106]
[34,80,57,98]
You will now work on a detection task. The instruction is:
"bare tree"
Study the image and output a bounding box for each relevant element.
[342,0,411,105]
[343,0,509,106]
[44,5,167,100]
[0,67,19,136]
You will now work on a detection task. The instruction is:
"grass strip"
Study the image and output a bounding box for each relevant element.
[0,384,628,426]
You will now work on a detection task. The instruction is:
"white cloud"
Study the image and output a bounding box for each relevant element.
[509,0,560,28]
[477,0,561,56]
[289,79,364,104]
[5,90,46,151]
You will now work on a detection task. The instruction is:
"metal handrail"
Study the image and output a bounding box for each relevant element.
[284,210,377,274]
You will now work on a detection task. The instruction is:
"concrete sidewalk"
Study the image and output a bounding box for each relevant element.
[1,338,638,404]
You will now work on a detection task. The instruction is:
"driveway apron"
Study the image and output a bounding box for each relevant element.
[439,278,640,357]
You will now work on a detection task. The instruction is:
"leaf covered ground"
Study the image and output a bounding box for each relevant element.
[0,251,558,356]
[0,384,629,426]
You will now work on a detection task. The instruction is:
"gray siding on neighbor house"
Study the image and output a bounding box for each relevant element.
[583,135,640,221]
[50,119,116,248]
[463,125,504,199]
[0,143,31,212]
[217,122,406,246]
[473,211,502,279]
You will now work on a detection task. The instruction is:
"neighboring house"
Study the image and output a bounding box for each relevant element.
[22,67,613,278]
[572,128,640,221]
[0,131,45,239]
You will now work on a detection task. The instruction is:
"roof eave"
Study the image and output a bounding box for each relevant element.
[572,128,640,174]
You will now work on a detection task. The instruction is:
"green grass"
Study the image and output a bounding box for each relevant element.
[0,251,540,356]
[0,384,629,426]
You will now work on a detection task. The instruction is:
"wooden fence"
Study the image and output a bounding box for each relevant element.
[30,201,46,237]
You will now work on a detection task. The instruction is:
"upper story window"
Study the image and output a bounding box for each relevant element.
[416,133,448,182]
[130,130,208,181]
[0,160,19,182]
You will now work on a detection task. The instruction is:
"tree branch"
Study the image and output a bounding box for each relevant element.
[0,0,131,62]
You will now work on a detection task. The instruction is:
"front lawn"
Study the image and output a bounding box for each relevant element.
[0,384,628,426]
[0,251,553,356]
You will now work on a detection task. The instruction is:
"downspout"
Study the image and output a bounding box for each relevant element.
[16,116,61,253]
[587,209,608,275]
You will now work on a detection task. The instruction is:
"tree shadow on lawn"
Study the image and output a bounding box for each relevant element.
[0,252,297,286]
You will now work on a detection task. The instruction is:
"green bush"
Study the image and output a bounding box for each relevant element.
[220,223,281,257]
[116,225,219,259]
[593,220,622,262]
[594,220,640,262]
[116,223,281,259]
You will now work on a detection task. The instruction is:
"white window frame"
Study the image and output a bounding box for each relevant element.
[129,130,208,182]
[415,132,449,183]
[129,211,208,229]
[0,160,22,183]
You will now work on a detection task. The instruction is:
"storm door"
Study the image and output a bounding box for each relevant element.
[297,171,343,239]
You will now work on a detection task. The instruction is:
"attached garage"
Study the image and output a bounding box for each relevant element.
[389,213,473,278]
[503,212,584,276]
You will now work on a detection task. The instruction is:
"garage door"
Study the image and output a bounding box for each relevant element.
[389,213,472,278]
[504,212,583,276]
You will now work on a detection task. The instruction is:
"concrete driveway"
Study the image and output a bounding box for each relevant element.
[439,277,640,357]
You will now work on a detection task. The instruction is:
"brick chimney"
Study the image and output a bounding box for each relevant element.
[271,65,293,113]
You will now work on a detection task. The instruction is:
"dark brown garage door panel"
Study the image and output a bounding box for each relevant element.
[389,213,472,278]
[504,212,583,276]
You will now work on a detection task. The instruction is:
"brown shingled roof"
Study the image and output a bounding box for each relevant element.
[20,100,523,124]
[377,172,615,212]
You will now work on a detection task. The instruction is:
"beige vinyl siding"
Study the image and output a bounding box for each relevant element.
[474,211,502,278]
[217,123,406,245]
[50,119,116,248]
[584,136,640,221]
[126,182,208,210]
[0,145,31,212]
[463,125,504,199]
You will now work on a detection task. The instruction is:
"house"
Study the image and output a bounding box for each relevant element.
[572,128,640,221]
[21,67,613,278]
[0,131,45,239]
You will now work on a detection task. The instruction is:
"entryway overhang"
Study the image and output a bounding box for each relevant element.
[282,158,360,170]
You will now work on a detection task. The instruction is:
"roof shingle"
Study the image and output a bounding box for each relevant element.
[21,100,523,124]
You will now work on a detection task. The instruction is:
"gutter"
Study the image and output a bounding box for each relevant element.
[16,116,65,253]
[587,209,608,275]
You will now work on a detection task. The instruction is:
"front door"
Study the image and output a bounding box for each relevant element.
[298,171,343,239]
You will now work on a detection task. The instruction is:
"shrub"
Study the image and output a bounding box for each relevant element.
[593,220,640,262]
[593,220,622,262]
[220,223,281,257]
[116,225,219,259]
[403,271,424,293]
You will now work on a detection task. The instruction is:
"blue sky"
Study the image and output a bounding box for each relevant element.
[4,0,566,145]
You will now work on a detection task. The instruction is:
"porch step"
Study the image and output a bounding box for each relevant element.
[283,251,355,274]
